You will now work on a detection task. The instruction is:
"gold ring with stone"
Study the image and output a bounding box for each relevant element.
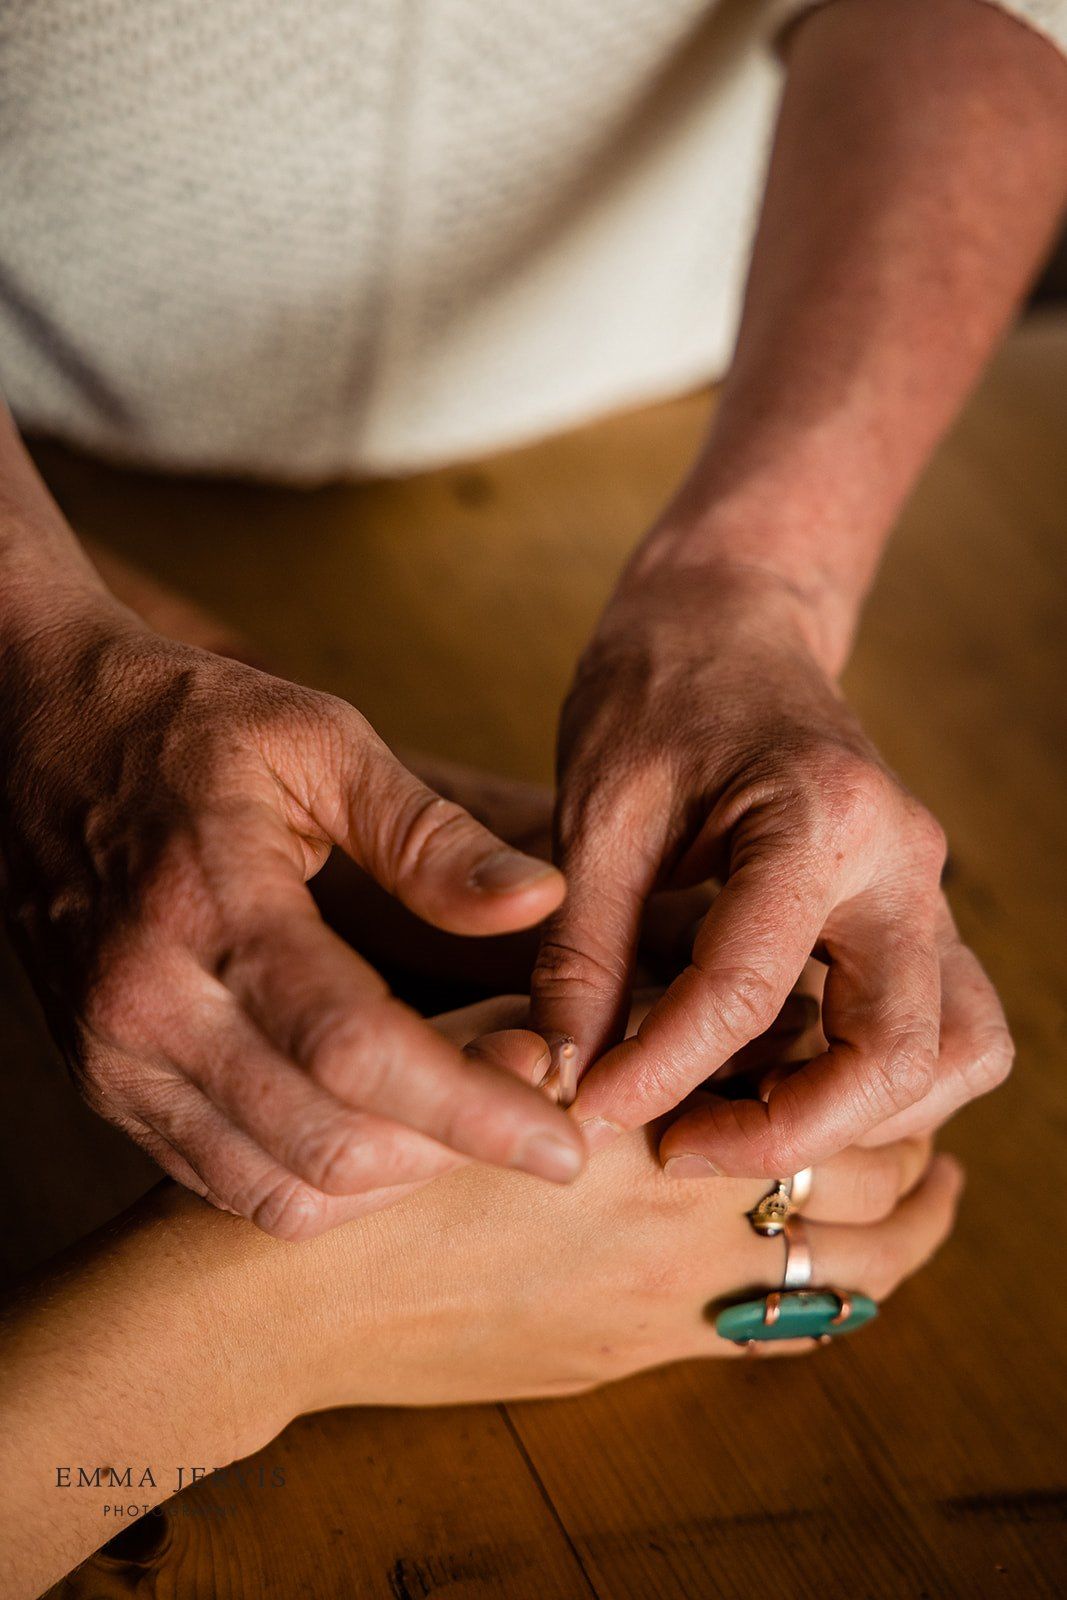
[718,1197,878,1347]
[747,1168,814,1237]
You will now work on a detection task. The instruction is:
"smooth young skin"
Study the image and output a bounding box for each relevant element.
[532,0,1067,1163]
[0,1000,963,1600]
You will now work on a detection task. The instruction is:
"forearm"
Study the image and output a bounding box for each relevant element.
[630,0,1067,673]
[0,1185,303,1599]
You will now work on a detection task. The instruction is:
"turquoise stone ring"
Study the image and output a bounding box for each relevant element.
[715,1290,878,1345]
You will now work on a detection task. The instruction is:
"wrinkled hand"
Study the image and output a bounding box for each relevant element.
[0,608,585,1235]
[311,752,719,994]
[531,568,1012,1172]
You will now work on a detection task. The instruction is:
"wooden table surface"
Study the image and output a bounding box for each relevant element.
[3,312,1065,1599]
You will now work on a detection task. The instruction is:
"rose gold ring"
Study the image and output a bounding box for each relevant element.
[762,1292,782,1327]
[829,1292,853,1326]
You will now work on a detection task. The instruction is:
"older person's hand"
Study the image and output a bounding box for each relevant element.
[0,603,585,1236]
[531,565,1012,1174]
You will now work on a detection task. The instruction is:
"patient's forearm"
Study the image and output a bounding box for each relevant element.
[0,1186,301,1599]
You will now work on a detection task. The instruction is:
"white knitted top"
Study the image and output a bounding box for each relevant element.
[0,0,1063,481]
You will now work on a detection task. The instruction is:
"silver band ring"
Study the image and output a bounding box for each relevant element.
[782,1215,814,1291]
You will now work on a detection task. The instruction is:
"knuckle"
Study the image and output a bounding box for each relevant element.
[251,1176,329,1240]
[868,1029,937,1116]
[719,1106,805,1179]
[311,688,363,735]
[682,964,781,1053]
[297,999,395,1101]
[755,1133,804,1178]
[713,965,780,1037]
[288,1116,376,1194]
[713,1088,807,1178]
[851,1222,908,1299]
[258,682,346,744]
[815,753,890,844]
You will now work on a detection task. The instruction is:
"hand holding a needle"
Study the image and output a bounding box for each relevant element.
[530,564,1012,1171]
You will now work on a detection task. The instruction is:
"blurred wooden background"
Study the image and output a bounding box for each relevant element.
[1,310,1063,1597]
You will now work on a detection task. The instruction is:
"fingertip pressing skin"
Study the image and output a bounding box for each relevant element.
[515,1130,585,1184]
[463,1029,553,1087]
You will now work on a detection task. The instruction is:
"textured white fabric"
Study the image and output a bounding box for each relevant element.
[0,0,1064,482]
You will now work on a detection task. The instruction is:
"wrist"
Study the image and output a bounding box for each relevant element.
[0,535,136,691]
[605,528,855,681]
[0,427,118,642]
[133,1186,307,1454]
[621,455,891,679]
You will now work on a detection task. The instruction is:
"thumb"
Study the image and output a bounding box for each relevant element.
[322,712,565,936]
[464,1029,554,1087]
[431,996,554,1085]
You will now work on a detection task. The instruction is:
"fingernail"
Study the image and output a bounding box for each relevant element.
[663,1153,721,1179]
[578,1116,620,1153]
[530,1045,553,1087]
[517,1131,583,1184]
[470,849,556,894]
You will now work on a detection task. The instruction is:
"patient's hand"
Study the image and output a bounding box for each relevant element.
[231,999,963,1416]
[0,994,960,1600]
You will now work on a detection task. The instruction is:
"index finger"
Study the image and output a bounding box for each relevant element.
[530,778,671,1102]
[572,839,836,1136]
[654,891,942,1175]
[220,879,584,1186]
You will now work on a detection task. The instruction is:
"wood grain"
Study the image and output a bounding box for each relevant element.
[10,311,1065,1598]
